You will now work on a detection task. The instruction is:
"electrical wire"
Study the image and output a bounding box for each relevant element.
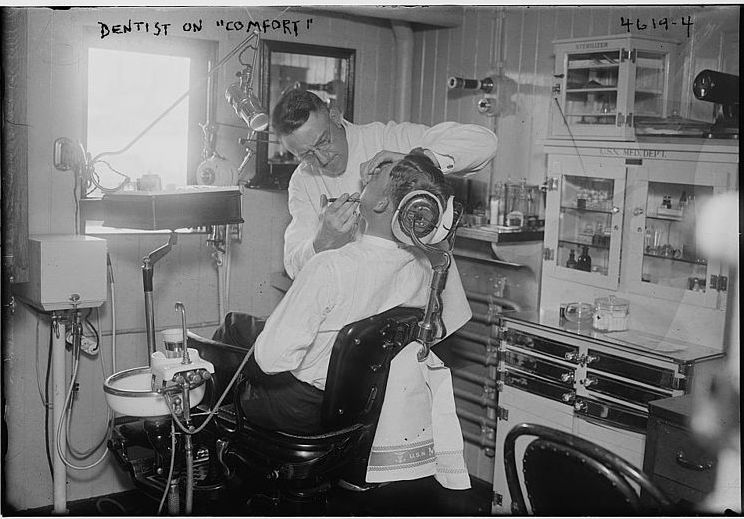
[44,319,55,479]
[157,421,177,515]
[35,316,50,408]
[90,31,261,165]
[65,310,110,459]
[95,496,127,515]
[73,162,80,235]
[553,97,587,175]
[55,319,110,471]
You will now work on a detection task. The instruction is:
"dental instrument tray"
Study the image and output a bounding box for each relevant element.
[102,186,243,230]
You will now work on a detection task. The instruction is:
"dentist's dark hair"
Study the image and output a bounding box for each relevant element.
[271,89,327,136]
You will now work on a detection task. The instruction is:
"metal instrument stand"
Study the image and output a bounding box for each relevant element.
[142,231,178,364]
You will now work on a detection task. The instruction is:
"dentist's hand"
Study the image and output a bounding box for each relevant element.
[313,192,361,253]
[360,151,406,185]
[360,149,440,185]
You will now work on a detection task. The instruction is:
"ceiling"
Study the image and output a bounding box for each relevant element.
[296,6,464,28]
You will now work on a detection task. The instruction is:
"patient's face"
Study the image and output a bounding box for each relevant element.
[360,161,395,216]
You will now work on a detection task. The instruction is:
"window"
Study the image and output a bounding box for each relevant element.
[83,30,216,198]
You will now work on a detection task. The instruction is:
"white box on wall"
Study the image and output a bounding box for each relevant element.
[16,235,108,311]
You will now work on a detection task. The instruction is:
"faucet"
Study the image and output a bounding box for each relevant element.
[174,302,191,365]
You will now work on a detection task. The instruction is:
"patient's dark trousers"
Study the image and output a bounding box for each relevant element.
[240,355,325,434]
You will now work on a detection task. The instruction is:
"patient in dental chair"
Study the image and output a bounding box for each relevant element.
[240,151,471,434]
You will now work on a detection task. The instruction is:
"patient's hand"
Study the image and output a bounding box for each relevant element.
[314,193,360,253]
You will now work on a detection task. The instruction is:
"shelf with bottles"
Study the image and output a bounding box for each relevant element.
[641,257,709,293]
[557,243,609,276]
[487,179,544,230]
[560,239,610,251]
[560,205,614,215]
[643,251,707,266]
[561,176,614,208]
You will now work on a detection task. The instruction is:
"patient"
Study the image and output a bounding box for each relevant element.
[240,151,471,434]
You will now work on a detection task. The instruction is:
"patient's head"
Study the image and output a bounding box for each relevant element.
[360,151,452,242]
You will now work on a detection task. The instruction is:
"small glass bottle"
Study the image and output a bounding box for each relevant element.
[576,246,592,272]
[566,249,577,269]
[489,183,504,226]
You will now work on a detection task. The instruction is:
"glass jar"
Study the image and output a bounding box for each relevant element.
[592,295,630,332]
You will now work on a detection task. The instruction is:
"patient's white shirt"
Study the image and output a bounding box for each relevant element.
[254,234,472,390]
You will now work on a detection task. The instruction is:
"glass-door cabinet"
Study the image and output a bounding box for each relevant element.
[624,161,731,308]
[543,156,626,290]
[550,34,679,141]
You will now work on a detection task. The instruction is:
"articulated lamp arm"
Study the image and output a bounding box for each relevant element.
[407,202,463,361]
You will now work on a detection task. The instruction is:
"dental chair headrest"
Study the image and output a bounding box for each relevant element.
[391,190,455,246]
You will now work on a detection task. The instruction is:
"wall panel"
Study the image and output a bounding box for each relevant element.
[409,3,739,486]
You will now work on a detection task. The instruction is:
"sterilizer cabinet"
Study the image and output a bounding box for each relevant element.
[549,34,679,141]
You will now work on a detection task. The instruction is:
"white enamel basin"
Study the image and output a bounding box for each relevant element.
[103,366,206,417]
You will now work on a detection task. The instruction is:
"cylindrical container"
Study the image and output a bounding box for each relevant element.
[489,182,505,226]
[592,295,630,332]
[563,302,594,333]
[162,328,186,359]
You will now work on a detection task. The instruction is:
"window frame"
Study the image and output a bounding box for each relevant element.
[80,27,217,233]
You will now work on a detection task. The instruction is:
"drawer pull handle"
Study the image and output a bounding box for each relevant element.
[675,451,713,472]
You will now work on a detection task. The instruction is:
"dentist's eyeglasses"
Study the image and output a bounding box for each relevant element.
[295,119,335,165]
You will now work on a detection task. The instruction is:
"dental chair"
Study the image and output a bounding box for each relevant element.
[189,306,424,513]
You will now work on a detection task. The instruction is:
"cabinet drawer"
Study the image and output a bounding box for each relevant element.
[652,421,716,493]
[586,348,678,390]
[505,330,579,364]
[503,349,575,386]
[649,474,708,512]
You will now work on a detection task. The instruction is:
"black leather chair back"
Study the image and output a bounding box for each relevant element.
[504,422,672,515]
[188,307,423,488]
[321,306,423,431]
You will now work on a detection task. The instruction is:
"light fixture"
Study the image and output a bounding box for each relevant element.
[226,64,268,132]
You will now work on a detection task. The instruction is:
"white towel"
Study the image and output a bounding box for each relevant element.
[366,341,471,490]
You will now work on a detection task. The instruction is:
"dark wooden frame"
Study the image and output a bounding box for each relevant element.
[252,40,356,190]
[2,9,29,283]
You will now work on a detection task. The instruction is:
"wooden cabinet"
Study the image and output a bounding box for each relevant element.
[550,34,680,141]
[490,315,721,514]
[643,395,717,510]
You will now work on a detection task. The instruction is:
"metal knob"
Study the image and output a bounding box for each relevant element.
[574,400,587,412]
[561,392,574,403]
[564,351,578,362]
[633,207,644,216]
[584,354,599,365]
[611,206,620,214]
[560,372,574,383]
[583,377,598,388]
